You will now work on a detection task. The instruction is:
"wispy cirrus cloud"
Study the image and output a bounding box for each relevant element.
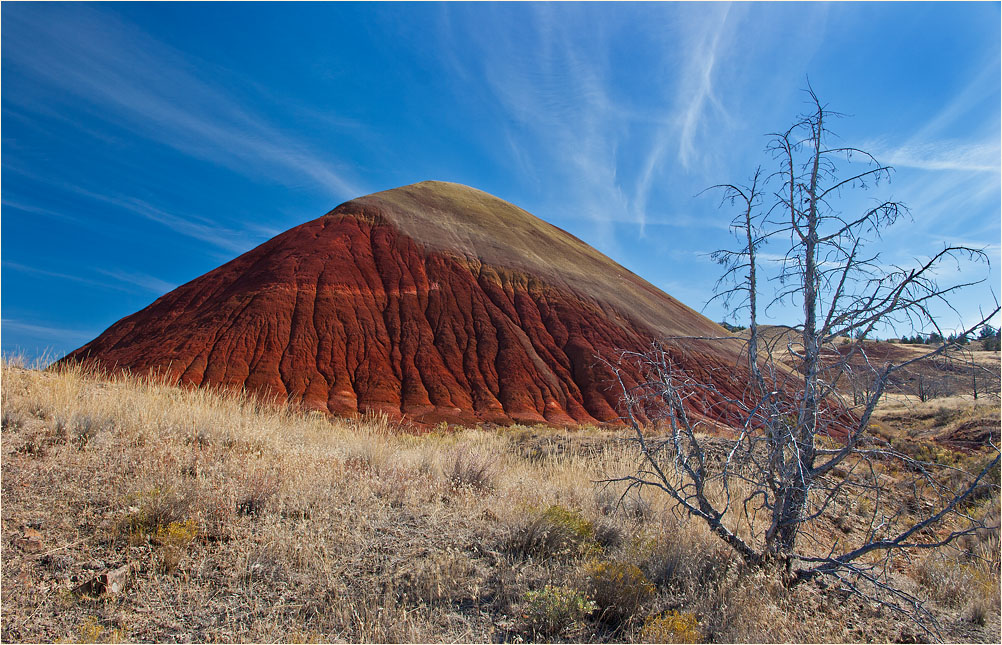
[869,61,1001,174]
[3,261,176,296]
[1,5,364,200]
[885,148,1001,230]
[632,3,743,233]
[439,2,746,243]
[908,61,1001,143]
[0,199,84,225]
[673,4,733,171]
[95,269,176,295]
[448,3,632,255]
[0,319,96,343]
[72,189,254,253]
[4,167,258,253]
[879,140,1000,173]
[2,262,132,293]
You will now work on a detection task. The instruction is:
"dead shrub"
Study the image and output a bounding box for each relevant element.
[933,406,956,427]
[13,428,55,457]
[621,495,654,523]
[200,494,236,542]
[372,466,416,508]
[966,593,996,626]
[1,409,26,432]
[912,547,999,613]
[242,545,288,584]
[696,572,795,643]
[593,518,624,551]
[49,414,72,444]
[637,530,732,595]
[448,449,494,491]
[307,576,436,643]
[392,550,473,605]
[69,412,113,449]
[236,468,280,517]
[960,522,1001,625]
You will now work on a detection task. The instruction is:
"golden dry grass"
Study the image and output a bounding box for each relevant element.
[1,361,998,643]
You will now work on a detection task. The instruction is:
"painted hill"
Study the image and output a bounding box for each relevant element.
[61,181,746,426]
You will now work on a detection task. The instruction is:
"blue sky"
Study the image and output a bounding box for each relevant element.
[2,2,1000,362]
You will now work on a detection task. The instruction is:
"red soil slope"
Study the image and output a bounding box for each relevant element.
[62,181,747,426]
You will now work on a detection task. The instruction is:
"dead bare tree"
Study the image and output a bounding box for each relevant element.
[959,346,1002,403]
[609,89,1000,638]
[915,373,945,403]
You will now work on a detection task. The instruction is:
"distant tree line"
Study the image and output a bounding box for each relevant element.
[898,324,1000,350]
[718,321,747,333]
[899,331,963,345]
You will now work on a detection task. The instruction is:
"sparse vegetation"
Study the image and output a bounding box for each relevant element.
[583,559,656,624]
[640,610,702,644]
[520,585,597,638]
[1,360,998,642]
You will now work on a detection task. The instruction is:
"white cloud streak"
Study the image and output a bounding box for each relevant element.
[674,4,733,171]
[1,319,96,342]
[439,4,746,249]
[1,199,84,225]
[456,4,631,255]
[4,167,260,253]
[95,269,176,295]
[2,262,132,293]
[871,61,1001,174]
[71,188,254,253]
[909,62,1001,143]
[3,261,175,296]
[882,140,1000,172]
[2,6,364,200]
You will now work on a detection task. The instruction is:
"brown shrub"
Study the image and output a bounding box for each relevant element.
[447,449,495,491]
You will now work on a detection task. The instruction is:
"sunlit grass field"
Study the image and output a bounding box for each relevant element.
[1,360,998,643]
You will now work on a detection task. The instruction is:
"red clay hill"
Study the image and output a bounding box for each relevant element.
[62,181,748,426]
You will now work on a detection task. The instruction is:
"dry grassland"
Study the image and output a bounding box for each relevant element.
[1,361,999,643]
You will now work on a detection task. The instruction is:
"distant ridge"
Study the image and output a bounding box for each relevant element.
[62,181,747,426]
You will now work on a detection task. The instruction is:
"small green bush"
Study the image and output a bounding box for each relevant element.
[543,505,595,540]
[507,504,602,560]
[521,585,596,637]
[640,610,702,643]
[155,519,199,573]
[584,559,655,624]
[117,487,193,543]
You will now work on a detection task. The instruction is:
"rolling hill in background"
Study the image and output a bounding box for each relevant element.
[62,181,747,426]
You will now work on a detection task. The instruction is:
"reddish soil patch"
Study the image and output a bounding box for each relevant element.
[61,181,750,426]
[936,417,1002,451]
